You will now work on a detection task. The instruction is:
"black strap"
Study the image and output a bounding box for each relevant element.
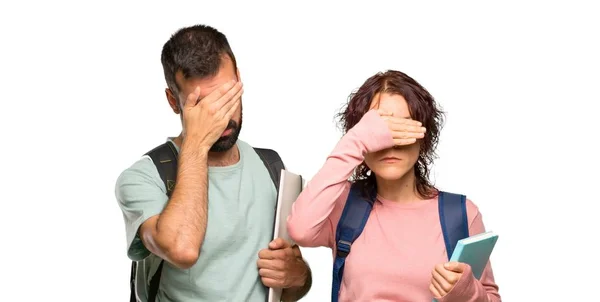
[129,261,137,302]
[146,141,179,197]
[130,142,178,302]
[147,260,165,302]
[254,147,287,265]
[130,142,283,302]
[253,147,285,192]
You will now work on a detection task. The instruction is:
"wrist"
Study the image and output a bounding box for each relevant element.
[181,136,211,156]
[352,110,394,152]
[292,259,309,287]
[281,260,311,302]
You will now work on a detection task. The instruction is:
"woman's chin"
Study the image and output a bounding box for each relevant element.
[373,166,411,181]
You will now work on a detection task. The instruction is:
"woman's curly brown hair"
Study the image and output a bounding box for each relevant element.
[336,70,445,199]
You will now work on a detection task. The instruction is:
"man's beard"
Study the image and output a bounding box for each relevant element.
[210,115,242,152]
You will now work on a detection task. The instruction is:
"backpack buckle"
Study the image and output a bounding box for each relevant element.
[336,240,351,258]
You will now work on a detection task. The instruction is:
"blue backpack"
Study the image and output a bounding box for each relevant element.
[331,183,470,302]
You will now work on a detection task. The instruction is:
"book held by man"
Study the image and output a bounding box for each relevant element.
[268,169,305,302]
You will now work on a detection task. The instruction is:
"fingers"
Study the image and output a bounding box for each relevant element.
[390,128,425,140]
[429,281,444,299]
[393,138,418,145]
[269,238,292,250]
[189,80,240,110]
[432,266,452,294]
[259,268,283,280]
[387,124,425,138]
[388,122,426,135]
[214,81,243,109]
[257,248,288,260]
[203,81,242,122]
[444,261,466,273]
[382,116,422,127]
[184,86,201,108]
[258,248,274,260]
[222,89,242,120]
[260,277,282,288]
[223,99,240,121]
[184,79,237,109]
[185,80,242,125]
[384,117,426,145]
[434,263,460,287]
[203,80,238,105]
[391,133,424,142]
[257,259,285,270]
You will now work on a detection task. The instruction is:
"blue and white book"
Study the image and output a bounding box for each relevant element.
[449,231,499,280]
[432,231,498,302]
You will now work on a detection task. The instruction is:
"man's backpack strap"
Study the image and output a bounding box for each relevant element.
[331,183,375,302]
[130,261,137,302]
[253,147,285,192]
[437,191,470,259]
[130,141,178,302]
[254,147,286,254]
[147,141,179,196]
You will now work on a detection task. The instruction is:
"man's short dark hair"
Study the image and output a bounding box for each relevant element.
[161,24,238,97]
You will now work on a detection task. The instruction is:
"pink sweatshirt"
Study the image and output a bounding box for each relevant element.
[287,110,501,302]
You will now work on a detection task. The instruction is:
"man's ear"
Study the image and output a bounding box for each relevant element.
[165,88,180,114]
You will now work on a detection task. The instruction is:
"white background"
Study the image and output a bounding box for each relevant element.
[1,1,599,301]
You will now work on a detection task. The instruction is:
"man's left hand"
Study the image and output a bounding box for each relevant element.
[257,238,308,289]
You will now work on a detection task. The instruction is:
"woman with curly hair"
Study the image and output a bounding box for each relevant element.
[287,70,501,301]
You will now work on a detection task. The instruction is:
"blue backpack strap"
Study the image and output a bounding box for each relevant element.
[331,184,375,302]
[438,191,470,260]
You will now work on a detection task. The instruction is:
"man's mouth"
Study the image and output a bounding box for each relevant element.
[221,128,233,137]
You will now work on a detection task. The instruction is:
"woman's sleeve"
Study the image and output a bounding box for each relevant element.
[286,110,394,248]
